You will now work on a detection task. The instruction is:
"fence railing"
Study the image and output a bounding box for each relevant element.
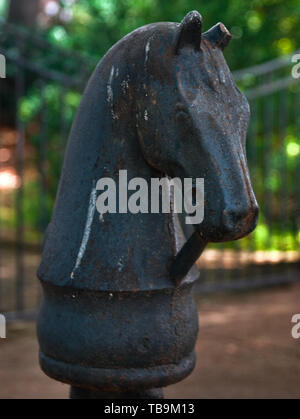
[0,22,299,319]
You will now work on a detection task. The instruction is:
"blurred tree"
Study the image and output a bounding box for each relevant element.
[3,0,299,247]
[8,0,40,27]
[42,0,300,71]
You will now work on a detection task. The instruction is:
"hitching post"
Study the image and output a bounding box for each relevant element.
[37,11,258,399]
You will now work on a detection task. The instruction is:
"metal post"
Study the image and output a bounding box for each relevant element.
[37,11,258,398]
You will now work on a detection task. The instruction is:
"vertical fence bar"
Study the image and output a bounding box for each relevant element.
[278,89,289,252]
[245,96,259,281]
[0,77,3,311]
[59,86,67,159]
[248,97,258,253]
[37,80,48,232]
[262,76,275,278]
[15,41,26,312]
[294,89,300,246]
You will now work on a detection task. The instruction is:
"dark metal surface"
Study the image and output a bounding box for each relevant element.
[36,11,258,397]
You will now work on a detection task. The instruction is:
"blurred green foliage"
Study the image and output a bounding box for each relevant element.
[0,0,8,17]
[47,0,300,70]
[1,0,300,250]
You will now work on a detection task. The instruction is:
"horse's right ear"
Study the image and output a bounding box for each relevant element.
[175,11,202,54]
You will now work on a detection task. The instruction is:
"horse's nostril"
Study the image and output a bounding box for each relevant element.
[222,205,258,230]
[222,209,244,227]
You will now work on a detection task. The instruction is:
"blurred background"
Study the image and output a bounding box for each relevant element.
[0,0,299,399]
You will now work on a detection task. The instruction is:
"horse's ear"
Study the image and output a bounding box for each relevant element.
[175,11,202,54]
[203,23,232,50]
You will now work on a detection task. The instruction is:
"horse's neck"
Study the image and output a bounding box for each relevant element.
[99,124,175,246]
[39,83,198,291]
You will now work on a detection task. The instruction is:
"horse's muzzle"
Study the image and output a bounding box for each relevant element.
[221,204,259,241]
[194,203,259,242]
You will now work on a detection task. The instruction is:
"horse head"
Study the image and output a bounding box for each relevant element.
[136,11,258,249]
[38,11,258,290]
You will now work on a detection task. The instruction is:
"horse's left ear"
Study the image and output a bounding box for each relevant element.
[175,11,202,54]
[203,23,232,50]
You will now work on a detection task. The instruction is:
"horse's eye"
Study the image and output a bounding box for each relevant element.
[175,104,190,121]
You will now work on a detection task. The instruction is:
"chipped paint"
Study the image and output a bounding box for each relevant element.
[107,66,118,120]
[117,258,125,272]
[71,185,97,277]
[218,68,226,84]
[121,76,130,95]
[145,40,151,67]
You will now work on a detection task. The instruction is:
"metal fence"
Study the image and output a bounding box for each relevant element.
[0,20,299,320]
